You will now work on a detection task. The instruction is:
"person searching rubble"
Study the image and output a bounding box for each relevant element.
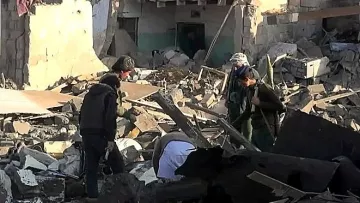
[152,131,196,181]
[79,73,126,202]
[233,66,285,152]
[109,55,136,121]
[226,53,259,144]
[111,55,136,81]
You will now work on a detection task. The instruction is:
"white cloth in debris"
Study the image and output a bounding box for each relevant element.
[157,141,195,180]
[230,53,250,66]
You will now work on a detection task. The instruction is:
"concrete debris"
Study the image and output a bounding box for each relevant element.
[3,16,360,203]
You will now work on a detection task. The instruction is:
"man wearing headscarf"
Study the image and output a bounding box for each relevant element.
[226,53,260,146]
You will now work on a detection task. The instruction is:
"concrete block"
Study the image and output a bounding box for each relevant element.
[300,0,320,8]
[201,93,216,108]
[267,15,277,25]
[20,147,57,166]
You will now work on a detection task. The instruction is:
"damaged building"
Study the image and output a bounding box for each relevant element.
[0,0,108,90]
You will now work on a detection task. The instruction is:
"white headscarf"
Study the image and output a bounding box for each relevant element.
[230,53,249,66]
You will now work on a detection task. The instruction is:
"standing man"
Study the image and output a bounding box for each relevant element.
[110,55,136,119]
[80,74,125,202]
[226,53,259,145]
[233,67,285,152]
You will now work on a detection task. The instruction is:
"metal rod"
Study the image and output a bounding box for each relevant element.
[204,0,238,62]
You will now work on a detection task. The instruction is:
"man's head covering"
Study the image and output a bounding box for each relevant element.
[99,73,121,90]
[230,53,249,66]
[111,55,135,73]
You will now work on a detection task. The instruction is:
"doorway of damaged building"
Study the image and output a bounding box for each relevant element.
[108,17,139,56]
[176,22,206,59]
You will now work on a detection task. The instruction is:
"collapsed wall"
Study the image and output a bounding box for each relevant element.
[25,0,108,90]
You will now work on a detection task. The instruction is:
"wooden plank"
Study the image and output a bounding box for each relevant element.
[22,90,82,109]
[120,82,161,101]
[0,88,51,114]
[299,6,360,21]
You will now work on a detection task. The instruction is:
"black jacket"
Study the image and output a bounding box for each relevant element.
[234,82,285,137]
[79,83,118,141]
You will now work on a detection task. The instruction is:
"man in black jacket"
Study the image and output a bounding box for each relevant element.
[80,73,125,201]
[234,67,285,152]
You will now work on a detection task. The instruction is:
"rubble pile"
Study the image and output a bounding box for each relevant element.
[2,27,360,203]
[263,36,360,132]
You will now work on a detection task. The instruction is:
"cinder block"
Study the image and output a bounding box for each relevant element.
[300,0,320,8]
[267,15,277,25]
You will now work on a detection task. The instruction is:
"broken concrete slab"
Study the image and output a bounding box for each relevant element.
[282,57,330,79]
[274,110,360,164]
[20,147,57,166]
[22,155,48,171]
[5,165,39,196]
[133,113,158,133]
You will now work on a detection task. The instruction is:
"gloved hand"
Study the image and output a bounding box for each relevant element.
[129,114,137,123]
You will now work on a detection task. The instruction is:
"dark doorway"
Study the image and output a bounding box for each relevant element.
[177,23,205,59]
[118,17,138,44]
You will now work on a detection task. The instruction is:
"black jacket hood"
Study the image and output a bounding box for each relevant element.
[88,83,117,97]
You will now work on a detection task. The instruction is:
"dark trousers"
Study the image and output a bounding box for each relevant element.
[83,134,125,198]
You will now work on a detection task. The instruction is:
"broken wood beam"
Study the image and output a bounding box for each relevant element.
[152,92,212,148]
[217,118,257,151]
[185,102,225,118]
[299,6,360,21]
[247,171,306,201]
[314,90,360,105]
[198,66,229,94]
[126,99,214,122]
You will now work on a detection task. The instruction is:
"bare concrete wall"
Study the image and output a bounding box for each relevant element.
[25,0,108,90]
[93,0,110,56]
[0,0,26,87]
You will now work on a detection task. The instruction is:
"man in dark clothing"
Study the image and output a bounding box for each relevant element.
[80,73,125,201]
[109,55,135,119]
[226,53,259,142]
[233,67,285,152]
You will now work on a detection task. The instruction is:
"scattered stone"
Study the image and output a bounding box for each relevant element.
[71,82,87,95]
[54,115,70,126]
[12,121,31,135]
[201,93,216,108]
